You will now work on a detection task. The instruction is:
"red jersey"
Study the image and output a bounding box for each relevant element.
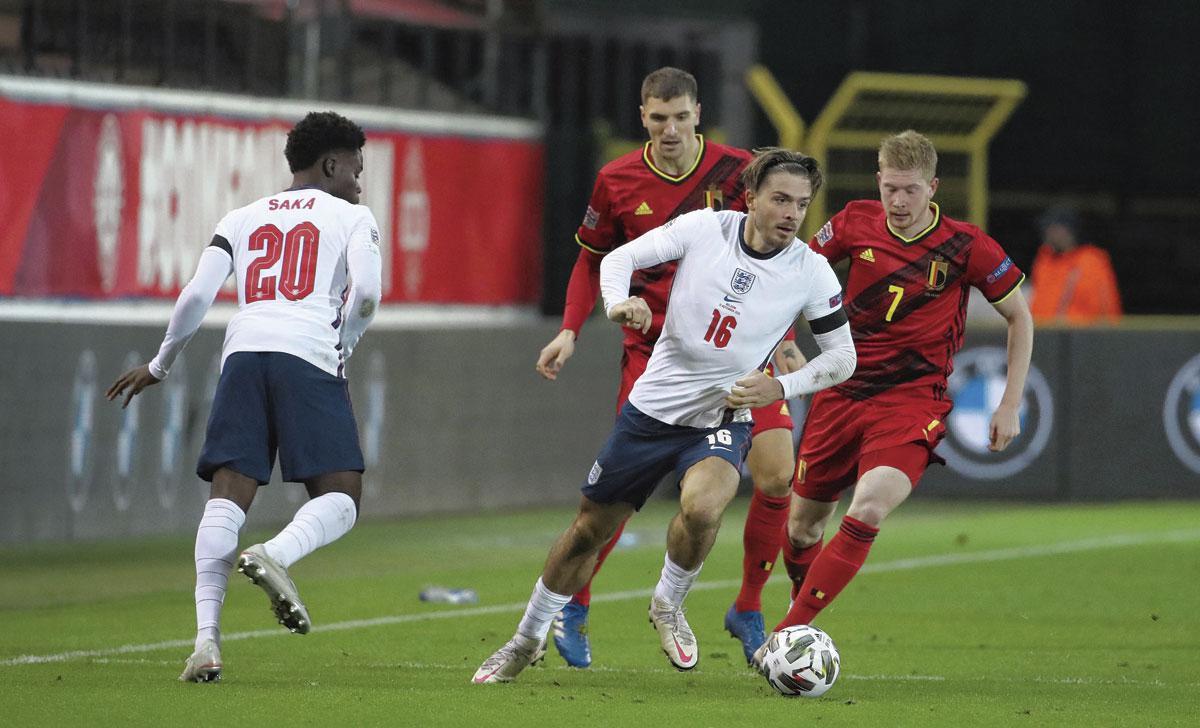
[575,135,751,354]
[809,200,1024,402]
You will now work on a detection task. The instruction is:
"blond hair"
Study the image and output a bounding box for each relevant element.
[878,130,937,180]
[640,67,698,104]
[740,147,823,194]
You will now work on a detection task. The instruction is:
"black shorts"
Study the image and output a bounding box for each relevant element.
[197,351,364,485]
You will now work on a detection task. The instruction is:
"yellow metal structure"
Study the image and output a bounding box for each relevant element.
[803,71,1026,236]
[744,64,805,151]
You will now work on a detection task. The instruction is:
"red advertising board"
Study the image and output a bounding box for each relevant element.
[0,79,544,304]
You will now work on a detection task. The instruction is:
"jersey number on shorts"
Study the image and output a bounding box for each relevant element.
[704,309,737,348]
[246,222,321,303]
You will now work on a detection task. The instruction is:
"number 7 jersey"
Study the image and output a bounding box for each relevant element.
[214,188,381,377]
[810,200,1024,402]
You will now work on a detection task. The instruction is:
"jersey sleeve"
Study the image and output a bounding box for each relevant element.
[800,255,847,323]
[807,207,850,263]
[966,231,1025,303]
[208,212,236,259]
[338,207,383,361]
[575,172,621,255]
[598,210,707,314]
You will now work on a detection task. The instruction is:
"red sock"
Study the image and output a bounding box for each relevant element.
[571,519,628,608]
[733,490,790,612]
[781,529,823,603]
[775,516,878,630]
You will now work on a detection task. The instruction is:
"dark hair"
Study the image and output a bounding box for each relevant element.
[741,147,823,194]
[284,111,366,173]
[640,67,698,104]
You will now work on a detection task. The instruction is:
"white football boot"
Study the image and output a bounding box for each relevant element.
[471,635,547,684]
[648,596,699,670]
[237,544,311,634]
[179,638,222,683]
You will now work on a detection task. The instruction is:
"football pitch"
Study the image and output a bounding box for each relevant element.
[2,498,1198,727]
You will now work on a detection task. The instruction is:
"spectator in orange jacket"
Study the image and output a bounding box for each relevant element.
[1029,207,1122,325]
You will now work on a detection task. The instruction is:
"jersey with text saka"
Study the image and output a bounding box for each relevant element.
[576,135,751,350]
[809,200,1024,402]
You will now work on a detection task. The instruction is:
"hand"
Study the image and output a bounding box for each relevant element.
[607,296,652,334]
[772,339,807,375]
[105,363,162,409]
[989,402,1021,452]
[726,370,785,409]
[536,329,577,380]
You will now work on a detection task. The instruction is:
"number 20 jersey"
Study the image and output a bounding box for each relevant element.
[625,209,843,429]
[213,188,381,377]
[809,200,1024,403]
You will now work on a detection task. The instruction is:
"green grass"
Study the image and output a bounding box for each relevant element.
[2,499,1199,727]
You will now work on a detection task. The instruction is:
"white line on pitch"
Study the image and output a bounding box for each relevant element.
[4,527,1198,668]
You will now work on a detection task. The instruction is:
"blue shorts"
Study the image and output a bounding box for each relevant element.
[581,403,752,510]
[197,352,364,485]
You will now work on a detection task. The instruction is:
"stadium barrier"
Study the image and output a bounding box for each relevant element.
[2,314,1198,544]
[0,75,544,305]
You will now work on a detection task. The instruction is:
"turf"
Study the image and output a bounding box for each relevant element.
[2,498,1198,727]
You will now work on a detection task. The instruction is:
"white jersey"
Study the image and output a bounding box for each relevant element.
[601,209,844,428]
[215,188,380,376]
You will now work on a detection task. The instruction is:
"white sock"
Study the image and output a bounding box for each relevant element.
[263,492,357,568]
[194,498,245,650]
[515,577,572,642]
[653,553,703,607]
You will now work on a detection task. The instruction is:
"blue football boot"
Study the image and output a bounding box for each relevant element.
[552,602,592,668]
[724,604,767,664]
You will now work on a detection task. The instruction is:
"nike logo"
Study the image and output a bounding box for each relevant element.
[674,638,694,664]
[709,446,733,452]
[722,295,742,303]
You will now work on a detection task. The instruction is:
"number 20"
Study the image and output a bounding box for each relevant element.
[246,222,320,303]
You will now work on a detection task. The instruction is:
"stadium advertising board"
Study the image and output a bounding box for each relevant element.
[0,77,544,304]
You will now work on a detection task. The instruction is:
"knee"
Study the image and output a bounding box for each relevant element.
[679,500,723,534]
[751,463,794,498]
[786,516,825,549]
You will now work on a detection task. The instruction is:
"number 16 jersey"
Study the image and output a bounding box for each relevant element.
[605,208,843,429]
[212,187,381,377]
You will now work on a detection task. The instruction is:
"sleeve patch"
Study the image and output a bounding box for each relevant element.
[986,256,1014,284]
[828,291,843,308]
[582,205,600,230]
[815,220,834,247]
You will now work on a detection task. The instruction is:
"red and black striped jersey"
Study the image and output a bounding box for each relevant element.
[809,200,1024,402]
[575,135,751,350]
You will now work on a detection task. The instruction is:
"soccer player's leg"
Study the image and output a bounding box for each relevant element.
[187,353,273,680]
[239,353,364,634]
[776,403,944,632]
[650,421,751,670]
[556,351,646,667]
[475,404,664,683]
[725,406,794,664]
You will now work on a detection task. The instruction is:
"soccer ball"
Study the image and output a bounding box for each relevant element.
[760,625,841,697]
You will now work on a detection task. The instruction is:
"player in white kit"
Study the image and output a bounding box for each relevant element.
[473,149,857,684]
[106,111,382,683]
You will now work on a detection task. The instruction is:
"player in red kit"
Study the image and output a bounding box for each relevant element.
[536,67,804,666]
[755,130,1035,660]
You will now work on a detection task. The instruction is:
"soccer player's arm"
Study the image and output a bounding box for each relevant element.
[773,259,856,399]
[536,176,617,379]
[339,208,384,361]
[972,236,1033,452]
[599,210,696,333]
[106,227,234,407]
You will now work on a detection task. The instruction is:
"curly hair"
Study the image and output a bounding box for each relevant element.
[284,111,366,173]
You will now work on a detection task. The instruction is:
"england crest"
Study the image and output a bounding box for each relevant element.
[731,268,756,295]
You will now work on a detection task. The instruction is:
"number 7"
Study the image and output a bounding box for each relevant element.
[885,284,904,322]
